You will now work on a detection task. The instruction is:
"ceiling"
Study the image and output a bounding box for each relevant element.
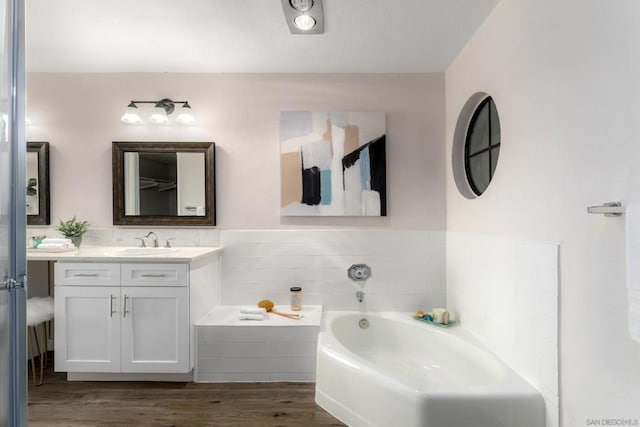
[25,0,499,73]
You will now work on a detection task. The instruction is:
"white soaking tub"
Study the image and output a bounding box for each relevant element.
[315,311,544,427]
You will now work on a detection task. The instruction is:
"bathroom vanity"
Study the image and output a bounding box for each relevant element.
[28,246,222,381]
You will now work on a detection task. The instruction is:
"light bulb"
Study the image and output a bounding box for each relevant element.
[294,14,316,31]
[149,105,169,124]
[176,103,197,125]
[121,103,143,124]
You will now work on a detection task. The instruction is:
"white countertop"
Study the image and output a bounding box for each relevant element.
[26,246,223,263]
[195,305,323,327]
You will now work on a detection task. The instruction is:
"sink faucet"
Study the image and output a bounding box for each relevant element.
[145,231,159,248]
[356,291,365,303]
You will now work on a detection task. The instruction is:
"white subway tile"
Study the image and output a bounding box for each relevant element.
[270,372,315,382]
[269,341,317,358]
[516,263,540,309]
[517,240,559,269]
[538,266,559,299]
[269,326,319,342]
[198,357,273,374]
[197,326,237,343]
[538,313,558,347]
[197,373,272,382]
[198,342,270,358]
[270,357,317,373]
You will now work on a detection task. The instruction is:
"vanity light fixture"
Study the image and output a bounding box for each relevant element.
[281,0,324,34]
[120,98,197,125]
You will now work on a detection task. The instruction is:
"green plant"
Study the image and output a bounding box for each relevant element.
[26,178,37,196]
[56,215,90,237]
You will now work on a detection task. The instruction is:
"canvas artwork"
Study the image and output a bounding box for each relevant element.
[280,111,386,217]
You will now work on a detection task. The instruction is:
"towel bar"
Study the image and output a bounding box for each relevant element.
[587,201,625,216]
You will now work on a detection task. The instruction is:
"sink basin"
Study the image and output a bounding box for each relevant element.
[110,247,179,256]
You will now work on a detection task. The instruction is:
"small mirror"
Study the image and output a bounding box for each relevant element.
[112,141,215,226]
[26,141,50,225]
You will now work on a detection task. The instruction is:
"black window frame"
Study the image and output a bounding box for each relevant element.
[464,96,501,196]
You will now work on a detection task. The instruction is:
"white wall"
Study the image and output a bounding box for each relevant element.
[26,73,445,231]
[25,72,447,313]
[446,0,640,425]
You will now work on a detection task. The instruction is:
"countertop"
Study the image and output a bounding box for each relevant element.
[195,305,323,327]
[26,246,223,263]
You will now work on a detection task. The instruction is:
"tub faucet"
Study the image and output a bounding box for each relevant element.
[356,291,365,303]
[145,231,159,248]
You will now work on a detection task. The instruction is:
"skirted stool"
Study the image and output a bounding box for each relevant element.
[26,296,54,385]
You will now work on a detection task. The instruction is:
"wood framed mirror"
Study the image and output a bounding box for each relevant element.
[27,141,50,225]
[112,141,216,226]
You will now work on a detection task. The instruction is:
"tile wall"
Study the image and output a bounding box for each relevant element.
[196,325,319,382]
[446,232,559,427]
[220,230,445,311]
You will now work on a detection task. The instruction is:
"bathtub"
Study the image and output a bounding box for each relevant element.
[315,311,544,427]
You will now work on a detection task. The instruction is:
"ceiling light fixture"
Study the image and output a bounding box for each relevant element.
[281,0,324,34]
[120,98,197,125]
[290,0,313,12]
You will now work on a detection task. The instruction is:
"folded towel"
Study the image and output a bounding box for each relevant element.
[37,243,75,249]
[42,238,72,244]
[238,313,265,321]
[625,203,640,342]
[239,306,267,315]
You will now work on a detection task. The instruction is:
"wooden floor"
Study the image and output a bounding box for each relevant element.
[28,355,345,427]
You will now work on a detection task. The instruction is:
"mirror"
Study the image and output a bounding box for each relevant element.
[112,141,216,226]
[26,141,50,225]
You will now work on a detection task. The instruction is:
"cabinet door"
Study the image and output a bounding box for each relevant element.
[54,286,120,372]
[120,287,189,373]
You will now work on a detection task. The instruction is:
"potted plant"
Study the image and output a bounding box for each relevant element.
[56,215,90,247]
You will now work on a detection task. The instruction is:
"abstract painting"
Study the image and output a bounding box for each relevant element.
[280,111,386,216]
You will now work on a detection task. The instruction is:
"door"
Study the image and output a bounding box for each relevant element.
[120,287,189,373]
[0,0,26,425]
[54,286,120,372]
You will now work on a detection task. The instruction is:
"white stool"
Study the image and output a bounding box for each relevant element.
[26,297,54,385]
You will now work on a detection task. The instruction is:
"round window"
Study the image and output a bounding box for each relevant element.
[452,93,501,198]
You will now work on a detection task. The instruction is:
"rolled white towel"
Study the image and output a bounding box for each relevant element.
[238,313,265,321]
[239,306,267,315]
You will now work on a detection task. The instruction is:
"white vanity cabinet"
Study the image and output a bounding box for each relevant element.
[55,262,191,374]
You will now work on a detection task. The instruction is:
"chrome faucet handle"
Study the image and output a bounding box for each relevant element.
[134,237,146,248]
[165,238,175,248]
